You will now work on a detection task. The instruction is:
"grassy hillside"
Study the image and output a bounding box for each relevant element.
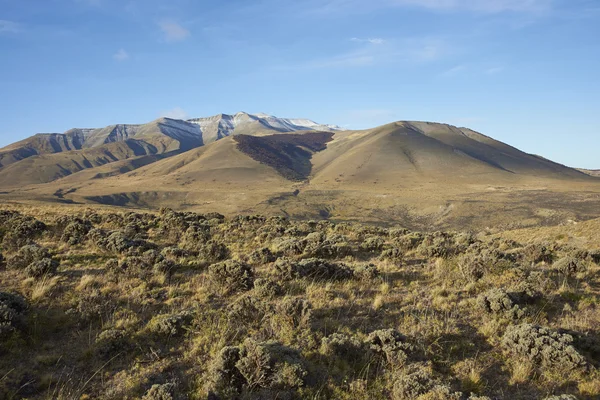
[0,205,599,399]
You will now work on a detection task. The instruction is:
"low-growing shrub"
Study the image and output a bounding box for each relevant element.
[8,244,52,270]
[502,323,587,371]
[208,260,254,294]
[198,240,229,263]
[142,383,177,400]
[523,243,554,264]
[95,329,129,357]
[253,278,283,299]
[366,329,414,366]
[0,291,28,336]
[248,247,276,265]
[354,263,380,280]
[25,257,59,278]
[147,311,193,337]
[275,258,353,281]
[7,244,58,278]
[361,236,385,252]
[208,339,308,396]
[275,297,313,328]
[61,219,92,245]
[553,256,587,276]
[273,238,306,256]
[477,288,525,320]
[320,333,365,361]
[236,339,307,390]
[380,247,404,262]
[392,364,460,400]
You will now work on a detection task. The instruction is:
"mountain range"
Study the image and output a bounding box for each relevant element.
[1,113,598,230]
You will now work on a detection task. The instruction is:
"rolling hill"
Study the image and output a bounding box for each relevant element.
[0,113,342,186]
[0,115,598,230]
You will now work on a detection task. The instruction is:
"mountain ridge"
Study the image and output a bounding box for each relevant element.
[1,114,598,230]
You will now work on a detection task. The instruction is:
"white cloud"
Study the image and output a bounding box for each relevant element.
[159,20,190,43]
[351,37,386,45]
[0,20,20,33]
[161,107,189,120]
[113,49,129,61]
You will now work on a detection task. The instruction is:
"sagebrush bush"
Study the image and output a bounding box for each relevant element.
[208,339,307,395]
[8,244,52,270]
[253,278,283,299]
[7,244,58,278]
[208,260,254,294]
[0,291,28,336]
[236,338,307,390]
[141,383,176,400]
[148,311,193,337]
[320,333,366,361]
[477,288,525,320]
[275,257,353,281]
[502,323,587,371]
[274,237,306,256]
[275,297,313,328]
[25,257,58,278]
[361,236,385,252]
[95,328,129,357]
[248,247,276,265]
[553,256,587,276]
[523,243,554,264]
[61,219,92,245]
[367,329,414,367]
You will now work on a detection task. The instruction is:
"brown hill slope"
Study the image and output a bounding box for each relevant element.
[1,120,598,230]
[578,169,600,177]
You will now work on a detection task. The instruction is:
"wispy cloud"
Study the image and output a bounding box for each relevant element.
[113,49,129,61]
[275,37,450,71]
[161,107,189,120]
[301,0,551,16]
[387,0,552,13]
[0,20,20,34]
[351,37,386,45]
[159,20,190,43]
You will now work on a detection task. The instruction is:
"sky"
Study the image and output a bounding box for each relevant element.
[0,0,599,168]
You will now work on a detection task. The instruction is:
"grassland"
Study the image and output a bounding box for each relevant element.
[1,205,599,399]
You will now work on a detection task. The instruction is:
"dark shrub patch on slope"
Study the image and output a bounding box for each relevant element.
[234,132,334,181]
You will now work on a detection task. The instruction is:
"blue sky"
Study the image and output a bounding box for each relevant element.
[0,0,599,168]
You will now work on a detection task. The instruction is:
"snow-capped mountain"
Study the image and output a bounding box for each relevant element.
[0,112,343,172]
[187,112,344,143]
